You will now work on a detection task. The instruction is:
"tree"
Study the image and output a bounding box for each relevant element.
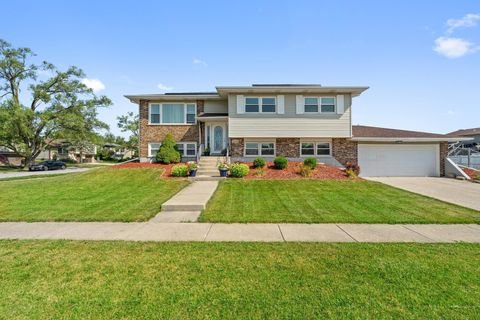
[117,112,139,155]
[155,133,180,164]
[0,39,111,167]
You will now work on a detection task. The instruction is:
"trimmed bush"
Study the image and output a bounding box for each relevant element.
[171,164,188,177]
[303,157,317,169]
[253,157,266,168]
[345,162,360,176]
[274,156,288,170]
[229,163,249,178]
[155,133,181,164]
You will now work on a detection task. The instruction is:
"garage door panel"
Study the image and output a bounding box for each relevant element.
[358,144,439,177]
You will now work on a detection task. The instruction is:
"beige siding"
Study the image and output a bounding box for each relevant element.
[205,100,228,113]
[229,111,351,138]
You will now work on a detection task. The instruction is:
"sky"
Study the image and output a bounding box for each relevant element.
[1,0,479,137]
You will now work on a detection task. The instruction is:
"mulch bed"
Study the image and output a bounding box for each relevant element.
[463,167,480,180]
[243,162,348,180]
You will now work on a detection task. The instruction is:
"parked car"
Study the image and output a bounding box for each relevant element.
[29,161,67,171]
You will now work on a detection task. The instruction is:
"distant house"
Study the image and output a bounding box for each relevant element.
[101,143,135,160]
[447,128,480,149]
[38,140,97,163]
[0,146,23,166]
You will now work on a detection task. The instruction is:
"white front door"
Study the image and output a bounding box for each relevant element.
[205,122,226,154]
[358,144,440,177]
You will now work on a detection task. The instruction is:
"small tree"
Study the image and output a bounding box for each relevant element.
[117,112,139,155]
[155,133,180,164]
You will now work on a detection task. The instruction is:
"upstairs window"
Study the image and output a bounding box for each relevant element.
[304,97,336,113]
[245,97,276,113]
[149,103,197,124]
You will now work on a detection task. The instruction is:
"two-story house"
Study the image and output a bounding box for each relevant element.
[126,84,463,177]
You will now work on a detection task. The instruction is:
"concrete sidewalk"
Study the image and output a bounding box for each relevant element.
[0,222,479,243]
[0,167,91,180]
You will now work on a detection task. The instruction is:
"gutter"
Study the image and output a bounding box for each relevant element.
[351,137,474,143]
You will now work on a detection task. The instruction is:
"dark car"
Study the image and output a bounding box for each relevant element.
[29,161,67,171]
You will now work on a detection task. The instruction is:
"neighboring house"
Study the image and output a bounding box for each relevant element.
[38,140,97,163]
[0,146,23,166]
[446,128,480,149]
[102,143,135,160]
[446,128,480,169]
[125,84,464,177]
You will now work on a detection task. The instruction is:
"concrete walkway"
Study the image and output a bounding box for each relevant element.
[0,222,479,242]
[0,167,91,179]
[367,177,480,210]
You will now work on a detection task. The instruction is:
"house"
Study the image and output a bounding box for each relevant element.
[125,84,465,177]
[446,128,480,169]
[37,139,97,163]
[100,143,135,160]
[0,146,23,166]
[447,128,480,149]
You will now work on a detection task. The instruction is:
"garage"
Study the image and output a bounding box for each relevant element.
[358,144,440,177]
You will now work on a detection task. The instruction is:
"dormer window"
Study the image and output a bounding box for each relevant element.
[304,97,336,113]
[245,97,276,113]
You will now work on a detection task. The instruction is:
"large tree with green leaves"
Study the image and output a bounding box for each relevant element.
[117,111,139,155]
[0,39,111,167]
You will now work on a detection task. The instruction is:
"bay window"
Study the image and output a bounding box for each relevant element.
[148,103,197,124]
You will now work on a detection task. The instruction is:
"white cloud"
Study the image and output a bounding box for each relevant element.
[447,110,455,115]
[433,37,478,58]
[157,83,173,91]
[193,58,207,66]
[446,13,480,34]
[81,78,105,92]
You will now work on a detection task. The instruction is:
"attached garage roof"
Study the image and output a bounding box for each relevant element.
[352,125,469,142]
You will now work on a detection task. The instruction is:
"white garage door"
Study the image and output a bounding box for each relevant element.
[358,144,440,177]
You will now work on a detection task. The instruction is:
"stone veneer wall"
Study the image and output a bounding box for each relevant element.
[332,138,358,166]
[439,141,448,176]
[276,138,300,157]
[229,138,244,157]
[139,99,201,159]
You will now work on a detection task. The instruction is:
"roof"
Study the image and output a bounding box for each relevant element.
[352,125,470,142]
[125,84,369,103]
[446,128,480,137]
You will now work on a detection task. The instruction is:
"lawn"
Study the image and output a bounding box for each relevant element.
[0,168,188,222]
[0,241,478,319]
[200,180,480,223]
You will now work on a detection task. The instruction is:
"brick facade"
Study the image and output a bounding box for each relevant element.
[332,138,358,166]
[276,138,300,157]
[139,99,201,159]
[229,138,244,157]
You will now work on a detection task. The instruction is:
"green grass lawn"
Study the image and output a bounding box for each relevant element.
[0,241,478,319]
[200,180,480,223]
[0,168,188,222]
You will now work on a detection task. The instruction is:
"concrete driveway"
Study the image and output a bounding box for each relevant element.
[0,167,91,180]
[367,177,480,211]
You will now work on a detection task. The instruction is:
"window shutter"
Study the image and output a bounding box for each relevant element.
[277,95,285,114]
[236,95,245,114]
[336,95,345,114]
[296,95,304,114]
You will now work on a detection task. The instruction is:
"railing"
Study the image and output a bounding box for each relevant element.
[196,144,204,163]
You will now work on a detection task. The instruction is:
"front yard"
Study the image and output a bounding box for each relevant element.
[0,241,478,319]
[0,168,188,222]
[200,180,480,223]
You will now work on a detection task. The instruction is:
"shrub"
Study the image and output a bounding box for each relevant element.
[254,167,265,177]
[253,157,266,168]
[274,156,288,170]
[229,163,249,178]
[345,162,360,176]
[155,133,181,164]
[303,157,317,169]
[298,163,313,177]
[171,164,188,177]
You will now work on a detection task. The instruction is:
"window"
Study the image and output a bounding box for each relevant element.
[303,97,335,113]
[149,104,161,123]
[321,97,335,113]
[148,143,161,157]
[301,142,331,156]
[186,143,196,156]
[245,98,259,113]
[245,142,275,156]
[304,98,319,113]
[148,103,196,124]
[245,97,276,113]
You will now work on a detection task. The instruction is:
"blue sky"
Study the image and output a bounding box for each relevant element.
[1,0,479,136]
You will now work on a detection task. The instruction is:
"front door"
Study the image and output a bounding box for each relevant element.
[212,124,225,154]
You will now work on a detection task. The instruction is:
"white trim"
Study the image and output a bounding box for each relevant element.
[336,95,345,114]
[244,96,277,113]
[244,141,276,157]
[148,102,197,125]
[236,95,245,114]
[295,95,304,114]
[277,95,285,114]
[299,140,332,157]
[303,96,336,114]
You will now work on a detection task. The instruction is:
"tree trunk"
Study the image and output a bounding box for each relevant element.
[24,156,34,169]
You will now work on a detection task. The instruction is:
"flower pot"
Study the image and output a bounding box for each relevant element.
[189,169,197,177]
[219,169,228,177]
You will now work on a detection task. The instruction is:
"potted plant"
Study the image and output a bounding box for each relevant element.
[187,161,198,177]
[218,162,229,177]
[204,146,210,156]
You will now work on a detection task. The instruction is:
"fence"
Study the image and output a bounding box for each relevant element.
[449,155,480,169]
